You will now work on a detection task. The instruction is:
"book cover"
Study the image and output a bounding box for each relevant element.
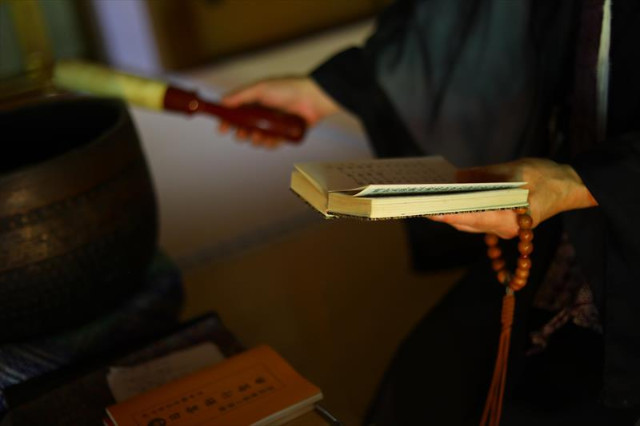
[105,345,322,426]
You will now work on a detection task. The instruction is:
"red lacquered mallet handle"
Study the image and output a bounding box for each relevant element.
[164,87,307,143]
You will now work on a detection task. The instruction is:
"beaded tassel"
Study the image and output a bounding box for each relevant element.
[480,208,533,426]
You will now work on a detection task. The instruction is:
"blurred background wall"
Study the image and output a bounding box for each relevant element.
[102,0,390,72]
[1,0,390,77]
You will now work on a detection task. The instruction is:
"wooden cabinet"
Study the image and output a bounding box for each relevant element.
[144,0,390,69]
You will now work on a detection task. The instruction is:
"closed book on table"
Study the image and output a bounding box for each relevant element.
[105,345,322,426]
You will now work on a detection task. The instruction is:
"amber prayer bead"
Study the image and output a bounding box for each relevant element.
[484,207,533,292]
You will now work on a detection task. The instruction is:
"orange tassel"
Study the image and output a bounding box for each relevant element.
[480,289,515,426]
[481,212,532,425]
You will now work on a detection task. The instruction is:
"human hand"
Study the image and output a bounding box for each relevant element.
[219,76,340,148]
[426,158,599,239]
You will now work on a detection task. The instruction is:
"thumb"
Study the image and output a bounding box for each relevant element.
[220,84,264,107]
[456,165,512,183]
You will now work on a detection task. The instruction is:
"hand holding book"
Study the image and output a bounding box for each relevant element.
[427,158,599,239]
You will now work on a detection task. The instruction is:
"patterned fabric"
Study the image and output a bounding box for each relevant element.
[0,251,183,416]
[528,233,603,354]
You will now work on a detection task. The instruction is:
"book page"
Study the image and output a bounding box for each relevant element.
[356,181,526,196]
[107,342,225,402]
[295,156,524,196]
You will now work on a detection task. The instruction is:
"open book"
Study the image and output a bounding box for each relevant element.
[290,156,528,219]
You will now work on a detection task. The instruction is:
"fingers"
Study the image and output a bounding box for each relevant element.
[218,120,230,134]
[218,77,322,147]
[426,210,519,239]
[220,83,264,108]
[456,166,511,184]
[219,125,282,148]
[219,119,283,148]
[235,128,249,140]
[448,224,485,234]
[218,81,289,148]
[250,131,282,148]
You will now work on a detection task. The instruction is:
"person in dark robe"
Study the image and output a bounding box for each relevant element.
[219,0,640,424]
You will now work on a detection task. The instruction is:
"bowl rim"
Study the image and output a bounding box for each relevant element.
[0,96,131,180]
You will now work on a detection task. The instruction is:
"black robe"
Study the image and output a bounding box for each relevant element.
[311,0,640,410]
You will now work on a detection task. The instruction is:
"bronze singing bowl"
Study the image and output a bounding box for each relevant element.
[0,98,158,342]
